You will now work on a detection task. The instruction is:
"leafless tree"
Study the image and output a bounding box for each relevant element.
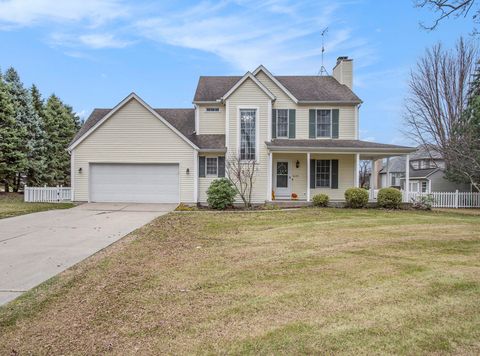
[415,0,479,32]
[404,37,479,190]
[359,160,371,189]
[226,154,257,208]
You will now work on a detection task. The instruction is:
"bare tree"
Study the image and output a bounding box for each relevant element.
[404,37,479,190]
[415,0,479,32]
[226,154,257,208]
[359,160,371,188]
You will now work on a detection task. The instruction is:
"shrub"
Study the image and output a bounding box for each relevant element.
[411,194,434,210]
[207,178,236,210]
[377,187,402,209]
[312,193,329,207]
[175,203,197,211]
[344,187,369,208]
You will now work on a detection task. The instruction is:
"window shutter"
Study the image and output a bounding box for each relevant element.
[199,156,206,177]
[288,109,295,138]
[310,159,316,188]
[272,109,277,139]
[309,109,316,138]
[218,156,225,177]
[331,159,339,189]
[332,109,339,139]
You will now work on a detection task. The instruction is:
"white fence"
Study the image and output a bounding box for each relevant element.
[24,186,72,203]
[403,191,480,208]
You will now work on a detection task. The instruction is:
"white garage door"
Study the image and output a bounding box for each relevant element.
[90,163,179,203]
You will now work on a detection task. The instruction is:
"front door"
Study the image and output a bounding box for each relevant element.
[275,160,291,197]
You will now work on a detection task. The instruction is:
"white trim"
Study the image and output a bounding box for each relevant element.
[306,153,311,201]
[68,93,199,151]
[314,108,333,138]
[237,106,260,162]
[221,72,276,101]
[267,100,272,141]
[275,109,290,139]
[193,150,198,203]
[386,157,390,187]
[70,150,75,201]
[355,104,359,139]
[354,153,360,188]
[225,100,230,153]
[405,154,410,202]
[266,146,416,154]
[253,65,299,103]
[267,152,272,201]
[205,156,219,177]
[273,159,292,197]
[194,104,200,134]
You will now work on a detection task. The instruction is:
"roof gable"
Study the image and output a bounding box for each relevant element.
[221,72,276,101]
[253,65,298,103]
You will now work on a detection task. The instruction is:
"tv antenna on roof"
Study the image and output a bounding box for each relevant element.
[318,27,329,76]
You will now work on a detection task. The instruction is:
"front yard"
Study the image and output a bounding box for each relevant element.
[1,208,479,354]
[0,193,74,219]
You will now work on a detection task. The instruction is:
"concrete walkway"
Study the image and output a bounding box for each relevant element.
[0,203,175,305]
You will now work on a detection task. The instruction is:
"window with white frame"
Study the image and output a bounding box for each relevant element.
[206,107,220,112]
[206,157,218,176]
[315,160,331,187]
[276,109,289,138]
[391,172,404,186]
[421,181,428,193]
[240,109,256,160]
[316,109,331,137]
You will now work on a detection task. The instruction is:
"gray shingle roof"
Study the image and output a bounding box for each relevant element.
[266,139,413,151]
[193,75,362,103]
[71,107,225,150]
[409,168,438,178]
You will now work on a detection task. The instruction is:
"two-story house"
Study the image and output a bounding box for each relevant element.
[68,57,415,204]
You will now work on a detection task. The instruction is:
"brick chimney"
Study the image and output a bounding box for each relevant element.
[332,56,353,90]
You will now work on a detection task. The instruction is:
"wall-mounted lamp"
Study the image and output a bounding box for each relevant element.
[186,168,190,175]
[296,160,300,169]
[78,167,83,174]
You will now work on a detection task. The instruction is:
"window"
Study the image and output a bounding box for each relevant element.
[391,172,404,186]
[206,157,218,176]
[240,109,256,160]
[421,181,428,193]
[316,109,331,137]
[409,182,420,193]
[315,160,331,187]
[206,107,220,112]
[276,109,289,138]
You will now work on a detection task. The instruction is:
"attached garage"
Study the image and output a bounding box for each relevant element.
[90,163,179,203]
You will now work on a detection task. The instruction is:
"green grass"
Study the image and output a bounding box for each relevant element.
[0,208,479,354]
[0,193,74,219]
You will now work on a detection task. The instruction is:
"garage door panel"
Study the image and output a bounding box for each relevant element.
[90,164,179,203]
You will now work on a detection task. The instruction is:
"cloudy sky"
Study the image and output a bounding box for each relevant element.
[0,0,473,145]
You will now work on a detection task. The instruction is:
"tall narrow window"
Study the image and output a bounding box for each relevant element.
[276,109,288,138]
[206,157,218,176]
[316,110,331,137]
[240,109,256,160]
[315,160,331,187]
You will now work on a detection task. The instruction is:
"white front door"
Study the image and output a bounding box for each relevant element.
[275,160,291,198]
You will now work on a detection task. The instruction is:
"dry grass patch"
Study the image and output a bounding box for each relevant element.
[0,193,74,219]
[0,208,479,354]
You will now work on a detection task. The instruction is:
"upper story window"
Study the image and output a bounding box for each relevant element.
[240,108,256,160]
[206,157,218,176]
[277,109,289,138]
[411,159,436,170]
[206,107,220,112]
[316,109,332,138]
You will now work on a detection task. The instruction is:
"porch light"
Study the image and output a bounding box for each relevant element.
[296,160,300,168]
[78,167,82,174]
[186,168,190,175]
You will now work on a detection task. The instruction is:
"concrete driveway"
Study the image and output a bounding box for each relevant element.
[0,203,175,305]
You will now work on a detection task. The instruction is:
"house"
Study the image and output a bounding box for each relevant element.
[68,57,415,204]
[376,144,472,193]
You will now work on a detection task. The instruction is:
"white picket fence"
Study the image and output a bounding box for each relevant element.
[24,186,72,203]
[403,191,480,208]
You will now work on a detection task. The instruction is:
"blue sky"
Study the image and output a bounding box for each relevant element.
[0,0,474,145]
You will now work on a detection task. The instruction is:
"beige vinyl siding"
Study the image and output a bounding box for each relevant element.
[72,98,195,202]
[198,104,225,134]
[255,70,357,140]
[198,152,224,203]
[270,153,355,200]
[227,77,271,203]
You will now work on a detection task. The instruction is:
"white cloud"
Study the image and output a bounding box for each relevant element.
[50,32,132,49]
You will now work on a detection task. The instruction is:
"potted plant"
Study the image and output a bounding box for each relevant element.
[291,192,298,200]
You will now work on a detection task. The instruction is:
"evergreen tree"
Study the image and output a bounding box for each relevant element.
[43,95,78,186]
[0,69,26,192]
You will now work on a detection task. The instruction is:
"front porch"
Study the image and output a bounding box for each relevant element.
[266,145,414,203]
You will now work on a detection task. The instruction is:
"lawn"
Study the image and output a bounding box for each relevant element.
[0,193,74,219]
[1,208,479,354]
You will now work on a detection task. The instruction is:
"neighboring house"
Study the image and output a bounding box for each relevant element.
[68,57,415,204]
[377,144,472,193]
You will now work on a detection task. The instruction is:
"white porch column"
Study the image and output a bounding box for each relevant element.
[193,150,198,203]
[405,154,410,202]
[354,153,360,188]
[386,157,390,187]
[370,159,375,200]
[307,152,311,201]
[267,151,272,201]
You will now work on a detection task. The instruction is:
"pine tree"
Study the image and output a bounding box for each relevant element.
[43,95,79,186]
[0,69,26,192]
[4,67,29,191]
